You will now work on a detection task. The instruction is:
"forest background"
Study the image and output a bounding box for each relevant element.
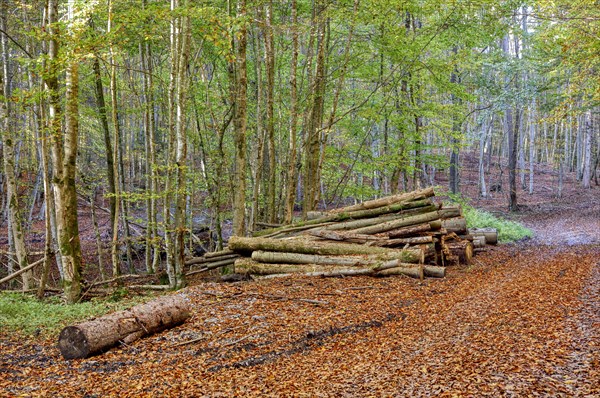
[0,0,598,303]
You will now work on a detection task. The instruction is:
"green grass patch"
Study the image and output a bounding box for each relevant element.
[0,291,154,338]
[440,189,533,243]
[463,206,533,243]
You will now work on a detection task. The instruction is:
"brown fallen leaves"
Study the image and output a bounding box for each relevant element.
[1,243,599,397]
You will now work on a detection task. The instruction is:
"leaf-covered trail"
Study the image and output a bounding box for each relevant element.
[1,242,598,397]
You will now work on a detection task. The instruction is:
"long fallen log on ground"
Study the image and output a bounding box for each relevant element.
[377,264,445,278]
[235,258,445,279]
[58,294,191,359]
[235,258,358,275]
[228,236,423,263]
[251,251,373,266]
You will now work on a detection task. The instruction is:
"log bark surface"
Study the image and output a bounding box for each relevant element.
[235,258,361,275]
[251,251,370,266]
[349,211,442,235]
[377,264,446,278]
[331,187,435,213]
[468,228,498,245]
[441,217,467,234]
[58,294,191,359]
[383,223,432,238]
[228,236,422,262]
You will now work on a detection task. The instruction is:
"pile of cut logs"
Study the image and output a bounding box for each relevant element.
[185,187,497,280]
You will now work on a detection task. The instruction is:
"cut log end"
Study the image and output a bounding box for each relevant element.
[58,326,91,360]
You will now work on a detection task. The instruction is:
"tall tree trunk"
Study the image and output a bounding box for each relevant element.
[528,100,536,194]
[92,55,117,237]
[172,9,191,289]
[508,109,520,211]
[163,0,181,284]
[264,0,276,223]
[0,0,30,290]
[284,0,299,224]
[249,25,264,232]
[303,0,327,215]
[502,34,518,212]
[47,0,84,303]
[232,0,248,236]
[140,11,158,273]
[448,57,461,195]
[107,0,121,278]
[582,109,593,189]
[36,68,54,299]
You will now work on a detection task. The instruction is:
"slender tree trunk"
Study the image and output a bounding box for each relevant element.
[502,34,518,211]
[264,0,276,223]
[1,1,30,289]
[518,111,526,189]
[508,109,520,211]
[92,56,117,235]
[478,115,491,198]
[163,0,181,284]
[303,0,326,215]
[140,16,158,273]
[172,9,191,289]
[37,76,54,299]
[48,0,84,303]
[284,0,299,224]
[576,112,583,180]
[107,0,121,278]
[90,188,106,281]
[249,26,264,232]
[232,0,248,236]
[528,99,536,194]
[582,109,592,188]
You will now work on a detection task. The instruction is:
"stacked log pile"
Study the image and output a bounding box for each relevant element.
[185,187,497,280]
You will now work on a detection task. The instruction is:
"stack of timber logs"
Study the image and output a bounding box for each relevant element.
[185,248,241,277]
[185,187,498,280]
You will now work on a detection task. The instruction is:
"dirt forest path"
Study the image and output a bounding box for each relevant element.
[1,195,599,397]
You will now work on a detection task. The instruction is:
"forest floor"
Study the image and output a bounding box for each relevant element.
[1,156,599,397]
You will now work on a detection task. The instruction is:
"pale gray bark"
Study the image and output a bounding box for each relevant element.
[528,100,536,194]
[1,1,30,290]
[582,110,593,188]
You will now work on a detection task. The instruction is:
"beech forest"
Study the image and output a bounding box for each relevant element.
[0,1,599,395]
